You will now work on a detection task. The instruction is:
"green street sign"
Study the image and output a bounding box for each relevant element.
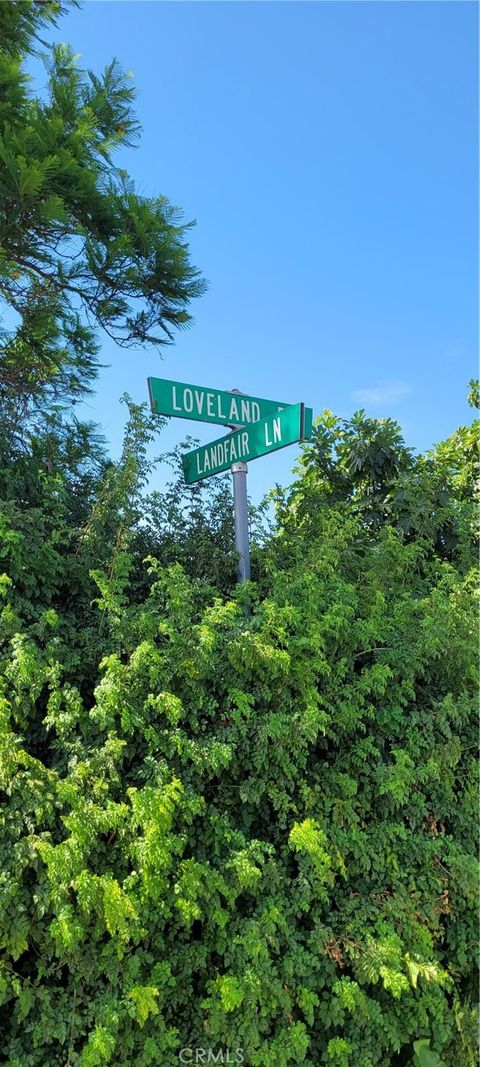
[182,403,313,484]
[148,376,287,428]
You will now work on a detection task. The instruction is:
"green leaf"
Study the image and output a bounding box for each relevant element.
[413,1039,445,1067]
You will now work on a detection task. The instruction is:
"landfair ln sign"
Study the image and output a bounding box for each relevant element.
[182,403,313,484]
[148,376,287,427]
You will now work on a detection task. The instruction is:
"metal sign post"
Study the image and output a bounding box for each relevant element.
[147,375,313,587]
[229,389,250,584]
[231,461,250,583]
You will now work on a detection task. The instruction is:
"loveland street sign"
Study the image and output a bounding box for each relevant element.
[182,403,313,485]
[148,376,287,428]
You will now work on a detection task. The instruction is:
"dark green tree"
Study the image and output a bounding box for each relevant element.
[273,405,478,567]
[0,0,205,438]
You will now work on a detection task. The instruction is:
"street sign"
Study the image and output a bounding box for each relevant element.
[147,372,314,585]
[182,403,313,484]
[148,376,287,428]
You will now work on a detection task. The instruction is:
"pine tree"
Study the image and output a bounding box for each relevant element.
[0,1,206,437]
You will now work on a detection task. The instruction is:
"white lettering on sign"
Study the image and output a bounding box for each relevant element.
[169,386,276,425]
[193,427,252,477]
[264,416,282,448]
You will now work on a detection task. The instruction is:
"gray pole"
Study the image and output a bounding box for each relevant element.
[231,461,250,583]
[229,389,250,584]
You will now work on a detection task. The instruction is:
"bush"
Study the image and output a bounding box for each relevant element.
[0,409,477,1064]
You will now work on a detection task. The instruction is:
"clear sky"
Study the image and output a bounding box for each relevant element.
[44,1,478,501]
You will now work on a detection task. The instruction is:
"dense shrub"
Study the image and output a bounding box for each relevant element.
[0,407,477,1066]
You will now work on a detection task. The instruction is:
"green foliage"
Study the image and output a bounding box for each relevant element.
[467,379,479,409]
[294,407,415,526]
[136,438,272,595]
[413,1038,445,1067]
[137,439,239,594]
[275,405,478,566]
[0,400,477,1064]
[0,10,477,1066]
[0,1,205,434]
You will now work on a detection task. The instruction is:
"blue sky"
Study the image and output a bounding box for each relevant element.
[44,1,477,501]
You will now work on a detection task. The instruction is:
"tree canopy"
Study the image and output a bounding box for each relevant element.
[0,0,205,435]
